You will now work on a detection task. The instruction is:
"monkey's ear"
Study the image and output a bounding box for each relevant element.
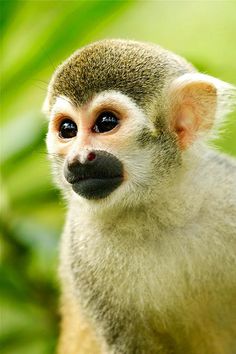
[168,73,235,149]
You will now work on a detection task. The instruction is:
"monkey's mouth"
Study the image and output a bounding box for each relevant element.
[71,176,123,200]
[64,150,124,200]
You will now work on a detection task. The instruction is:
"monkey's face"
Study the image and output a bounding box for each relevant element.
[45,40,223,208]
[46,90,177,206]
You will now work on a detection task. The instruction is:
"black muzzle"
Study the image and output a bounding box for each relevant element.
[64,150,123,200]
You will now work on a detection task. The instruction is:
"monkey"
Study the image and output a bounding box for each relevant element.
[43,39,236,354]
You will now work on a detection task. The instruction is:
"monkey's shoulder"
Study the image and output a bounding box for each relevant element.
[201,149,236,193]
[208,149,236,171]
[211,149,235,184]
[197,150,236,232]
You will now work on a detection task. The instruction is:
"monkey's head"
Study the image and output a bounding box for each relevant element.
[44,39,234,209]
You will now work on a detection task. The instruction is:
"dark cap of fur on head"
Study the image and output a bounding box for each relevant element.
[46,39,196,112]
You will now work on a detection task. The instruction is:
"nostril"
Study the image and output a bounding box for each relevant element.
[87,152,96,162]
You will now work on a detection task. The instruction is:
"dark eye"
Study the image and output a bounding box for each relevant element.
[59,119,77,139]
[93,111,119,133]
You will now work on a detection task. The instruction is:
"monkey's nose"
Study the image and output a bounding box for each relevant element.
[86,151,96,162]
[68,151,96,167]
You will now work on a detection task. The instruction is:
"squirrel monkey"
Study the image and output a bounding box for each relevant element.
[44,40,236,354]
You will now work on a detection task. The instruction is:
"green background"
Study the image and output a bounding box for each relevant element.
[1,1,236,353]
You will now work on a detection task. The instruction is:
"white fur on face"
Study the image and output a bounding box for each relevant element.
[46,91,159,209]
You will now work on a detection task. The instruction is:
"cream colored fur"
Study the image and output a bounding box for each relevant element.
[45,40,236,354]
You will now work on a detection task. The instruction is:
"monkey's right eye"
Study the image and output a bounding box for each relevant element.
[59,119,77,139]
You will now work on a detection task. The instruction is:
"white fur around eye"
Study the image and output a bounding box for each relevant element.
[89,90,155,131]
[50,96,77,121]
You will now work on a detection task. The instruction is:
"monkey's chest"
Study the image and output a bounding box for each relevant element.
[65,225,236,354]
[67,226,184,330]
[68,228,181,352]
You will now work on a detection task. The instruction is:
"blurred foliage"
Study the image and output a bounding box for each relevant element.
[0,1,235,353]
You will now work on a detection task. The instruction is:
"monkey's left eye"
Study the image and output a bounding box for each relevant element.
[93,112,119,133]
[59,119,77,139]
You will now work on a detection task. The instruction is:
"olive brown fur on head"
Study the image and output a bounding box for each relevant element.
[44,39,235,139]
[43,39,196,113]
